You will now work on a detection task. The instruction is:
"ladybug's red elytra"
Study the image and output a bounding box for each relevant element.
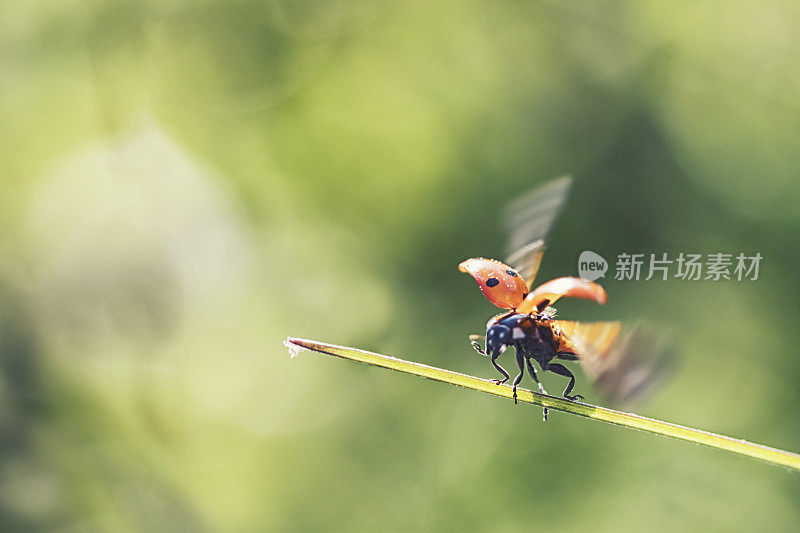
[457,258,529,309]
[459,258,607,314]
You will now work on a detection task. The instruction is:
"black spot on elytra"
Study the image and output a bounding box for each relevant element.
[506,269,518,277]
[486,278,500,287]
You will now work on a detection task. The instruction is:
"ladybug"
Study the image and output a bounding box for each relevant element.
[461,177,672,416]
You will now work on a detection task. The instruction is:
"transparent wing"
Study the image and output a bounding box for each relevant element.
[504,176,572,288]
[552,320,622,359]
[505,240,546,291]
[552,320,676,408]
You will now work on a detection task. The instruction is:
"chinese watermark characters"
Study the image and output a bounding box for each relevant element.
[578,251,762,281]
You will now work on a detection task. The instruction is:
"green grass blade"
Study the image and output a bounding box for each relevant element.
[285,337,800,471]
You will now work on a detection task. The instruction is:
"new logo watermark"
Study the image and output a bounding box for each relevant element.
[578,251,762,281]
[578,250,608,282]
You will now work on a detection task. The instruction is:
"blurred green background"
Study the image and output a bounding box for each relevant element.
[2,1,799,531]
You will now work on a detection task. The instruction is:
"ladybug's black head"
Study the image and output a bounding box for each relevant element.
[486,323,512,357]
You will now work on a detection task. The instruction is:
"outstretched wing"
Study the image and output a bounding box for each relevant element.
[551,320,622,359]
[504,176,572,288]
[552,320,675,408]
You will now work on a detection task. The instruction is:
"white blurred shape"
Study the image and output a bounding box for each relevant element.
[22,122,253,341]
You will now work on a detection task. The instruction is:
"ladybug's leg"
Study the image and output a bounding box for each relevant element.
[525,357,549,421]
[511,351,526,404]
[470,339,487,356]
[489,352,509,385]
[541,362,584,402]
[524,358,548,395]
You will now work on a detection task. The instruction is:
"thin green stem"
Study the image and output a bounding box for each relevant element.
[285,337,800,471]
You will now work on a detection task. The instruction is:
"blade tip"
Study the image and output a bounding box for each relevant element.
[284,337,306,359]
